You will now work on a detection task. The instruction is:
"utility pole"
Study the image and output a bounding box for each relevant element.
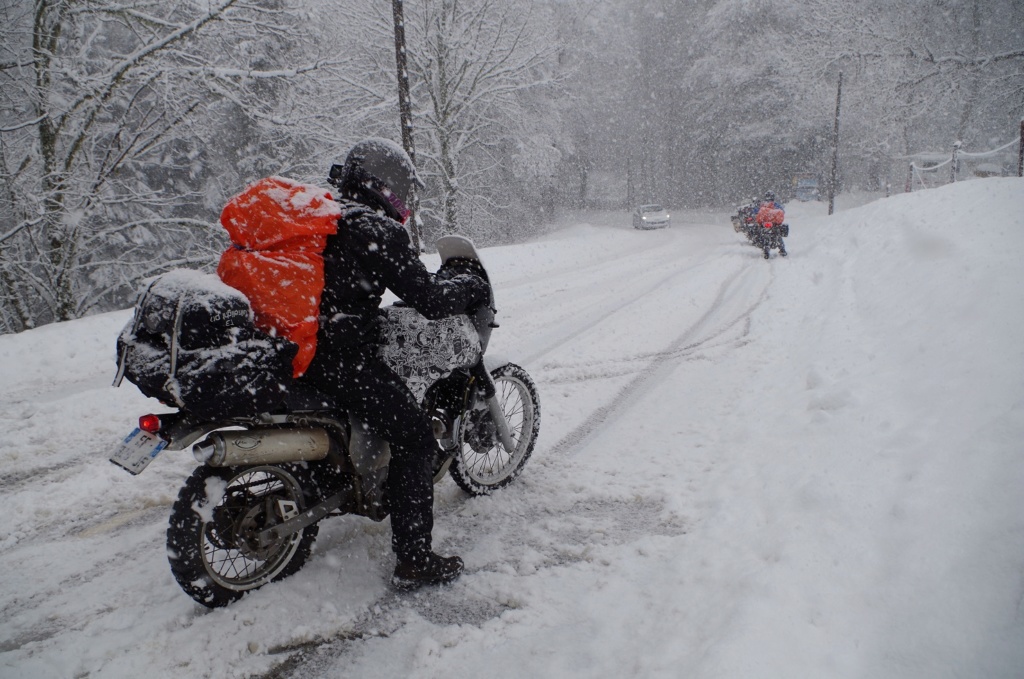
[1018,119,1023,177]
[828,72,843,215]
[391,0,422,251]
[950,141,961,183]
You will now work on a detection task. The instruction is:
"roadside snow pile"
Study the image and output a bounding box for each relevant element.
[708,177,1024,678]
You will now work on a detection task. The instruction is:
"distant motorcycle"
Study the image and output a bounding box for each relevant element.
[754,221,789,259]
[111,236,540,607]
[752,203,788,259]
[731,203,759,243]
[733,201,788,259]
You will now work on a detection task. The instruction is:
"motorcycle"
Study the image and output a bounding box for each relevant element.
[110,235,540,608]
[749,204,788,259]
[732,201,789,258]
[754,221,789,259]
[731,202,760,244]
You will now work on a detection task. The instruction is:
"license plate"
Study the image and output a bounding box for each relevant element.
[110,428,168,475]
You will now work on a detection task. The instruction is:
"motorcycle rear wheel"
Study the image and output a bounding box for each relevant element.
[166,463,319,608]
[450,363,540,496]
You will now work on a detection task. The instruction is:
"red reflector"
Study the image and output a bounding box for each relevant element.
[139,415,161,433]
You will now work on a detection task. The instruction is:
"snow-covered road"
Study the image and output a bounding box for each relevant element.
[2,180,1023,678]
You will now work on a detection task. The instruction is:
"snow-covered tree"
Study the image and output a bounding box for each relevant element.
[555,0,1022,207]
[0,0,340,331]
[404,0,561,240]
[783,0,1024,155]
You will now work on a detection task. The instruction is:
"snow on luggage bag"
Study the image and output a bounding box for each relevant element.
[115,269,297,420]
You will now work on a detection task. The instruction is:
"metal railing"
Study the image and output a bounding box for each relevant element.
[903,122,1023,192]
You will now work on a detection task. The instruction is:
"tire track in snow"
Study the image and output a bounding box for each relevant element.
[0,521,167,650]
[257,493,687,679]
[517,245,722,367]
[255,258,773,679]
[540,329,752,386]
[496,229,677,293]
[546,262,773,459]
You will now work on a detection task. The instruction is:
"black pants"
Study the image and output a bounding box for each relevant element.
[305,347,437,562]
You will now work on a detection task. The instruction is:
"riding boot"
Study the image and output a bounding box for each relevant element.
[392,552,464,591]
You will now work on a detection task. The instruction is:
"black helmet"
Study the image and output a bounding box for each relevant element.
[764,190,776,202]
[329,138,424,222]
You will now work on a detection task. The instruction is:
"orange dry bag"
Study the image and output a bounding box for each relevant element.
[756,205,785,227]
[217,177,341,377]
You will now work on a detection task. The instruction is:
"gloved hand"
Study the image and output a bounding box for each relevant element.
[452,273,489,312]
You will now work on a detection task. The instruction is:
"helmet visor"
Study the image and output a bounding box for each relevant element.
[383,188,411,224]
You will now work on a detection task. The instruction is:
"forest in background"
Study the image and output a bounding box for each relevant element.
[2,0,1022,332]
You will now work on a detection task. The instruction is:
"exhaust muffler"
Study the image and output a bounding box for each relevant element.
[194,428,330,467]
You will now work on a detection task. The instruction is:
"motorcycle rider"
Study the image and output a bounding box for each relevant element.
[758,190,783,213]
[303,137,488,590]
[755,190,787,257]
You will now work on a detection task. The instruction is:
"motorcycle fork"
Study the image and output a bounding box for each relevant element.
[468,362,516,454]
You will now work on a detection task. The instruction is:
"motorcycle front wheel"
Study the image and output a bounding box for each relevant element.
[166,464,319,608]
[450,363,540,496]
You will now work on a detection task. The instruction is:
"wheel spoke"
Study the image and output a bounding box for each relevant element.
[199,467,303,588]
[453,364,539,494]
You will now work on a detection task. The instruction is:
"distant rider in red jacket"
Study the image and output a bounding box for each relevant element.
[755,191,787,258]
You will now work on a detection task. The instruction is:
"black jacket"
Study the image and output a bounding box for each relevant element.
[315,201,480,357]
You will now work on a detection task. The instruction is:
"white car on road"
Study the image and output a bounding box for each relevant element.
[632,204,671,230]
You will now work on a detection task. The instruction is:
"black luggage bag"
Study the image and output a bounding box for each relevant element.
[115,269,297,420]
